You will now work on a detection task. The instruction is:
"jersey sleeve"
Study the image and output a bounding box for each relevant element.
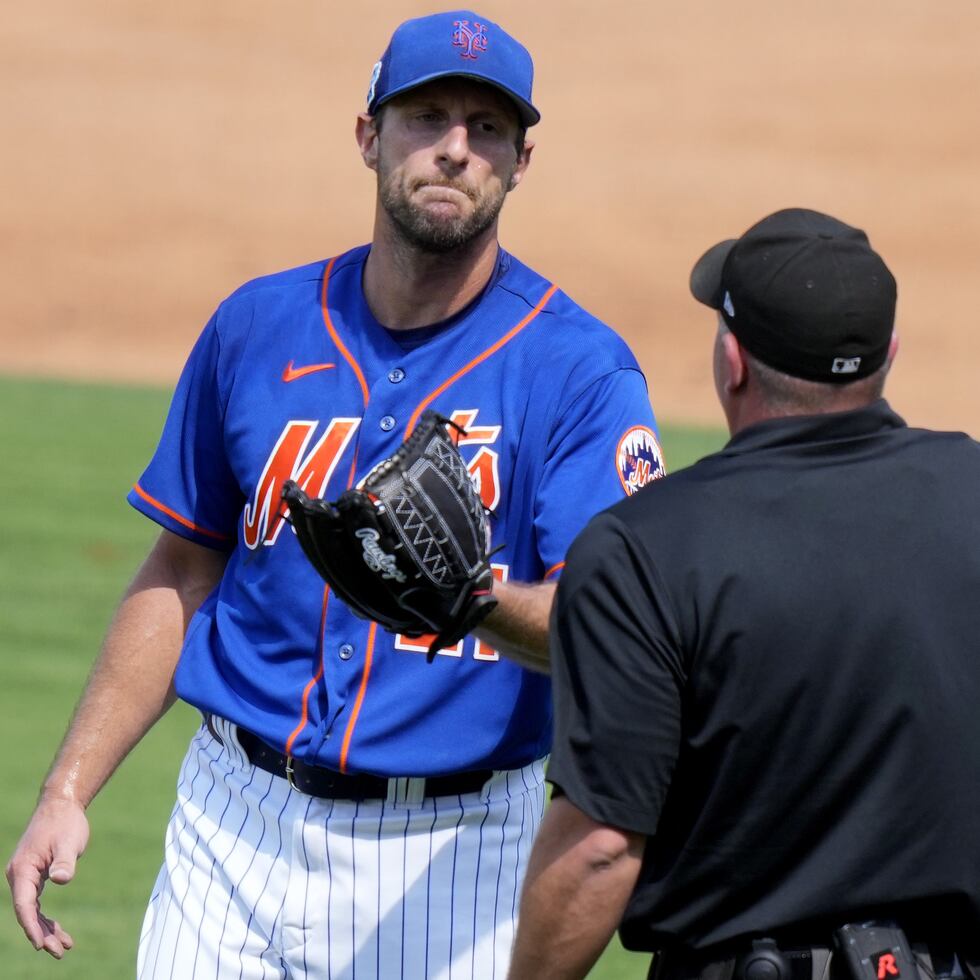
[127,314,243,549]
[534,367,663,578]
[546,510,685,835]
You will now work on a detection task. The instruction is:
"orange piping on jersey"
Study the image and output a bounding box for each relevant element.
[285,585,330,756]
[346,446,360,489]
[320,256,370,409]
[286,257,375,772]
[339,621,378,773]
[405,283,559,435]
[131,484,231,541]
[544,561,565,579]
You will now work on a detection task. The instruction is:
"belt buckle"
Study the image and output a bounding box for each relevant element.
[285,755,298,791]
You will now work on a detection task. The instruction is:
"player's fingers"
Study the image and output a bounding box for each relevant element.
[38,911,74,958]
[40,931,67,958]
[7,862,46,949]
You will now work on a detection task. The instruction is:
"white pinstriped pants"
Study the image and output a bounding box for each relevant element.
[136,723,546,980]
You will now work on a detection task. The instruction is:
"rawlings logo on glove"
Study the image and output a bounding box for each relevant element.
[355,528,407,583]
[282,411,498,660]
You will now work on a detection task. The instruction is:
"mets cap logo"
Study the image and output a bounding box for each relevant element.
[616,426,665,495]
[453,20,488,60]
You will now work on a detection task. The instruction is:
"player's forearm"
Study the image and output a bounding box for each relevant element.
[475,579,556,673]
[508,797,643,980]
[41,531,227,809]
[42,586,184,809]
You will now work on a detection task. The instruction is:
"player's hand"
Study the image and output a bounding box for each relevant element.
[5,795,89,958]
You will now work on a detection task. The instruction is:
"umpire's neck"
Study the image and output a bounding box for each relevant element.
[714,320,899,436]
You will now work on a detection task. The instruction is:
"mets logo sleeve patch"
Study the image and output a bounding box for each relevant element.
[617,425,666,495]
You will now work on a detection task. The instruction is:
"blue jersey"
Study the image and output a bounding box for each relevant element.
[129,246,664,776]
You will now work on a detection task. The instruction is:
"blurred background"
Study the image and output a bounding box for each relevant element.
[3,0,979,430]
[2,2,979,976]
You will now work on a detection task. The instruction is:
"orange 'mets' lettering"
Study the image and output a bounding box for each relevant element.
[447,409,502,511]
[244,418,360,549]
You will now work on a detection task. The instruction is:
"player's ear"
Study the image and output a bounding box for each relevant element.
[356,113,380,172]
[508,139,534,191]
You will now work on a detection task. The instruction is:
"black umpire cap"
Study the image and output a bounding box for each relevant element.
[690,208,897,382]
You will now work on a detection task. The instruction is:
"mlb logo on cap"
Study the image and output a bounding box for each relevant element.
[832,356,862,374]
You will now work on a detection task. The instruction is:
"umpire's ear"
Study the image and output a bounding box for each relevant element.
[713,319,748,398]
[356,112,380,172]
[885,331,900,369]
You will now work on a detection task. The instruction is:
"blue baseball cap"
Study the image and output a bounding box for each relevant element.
[366,11,540,127]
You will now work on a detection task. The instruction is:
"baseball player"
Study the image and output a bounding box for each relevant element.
[6,11,664,979]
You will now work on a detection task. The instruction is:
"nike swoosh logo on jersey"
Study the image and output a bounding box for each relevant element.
[282,360,336,382]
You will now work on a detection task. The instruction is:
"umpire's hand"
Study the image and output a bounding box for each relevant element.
[6,795,89,958]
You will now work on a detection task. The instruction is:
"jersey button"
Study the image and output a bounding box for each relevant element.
[339,643,354,661]
[380,415,396,432]
[387,368,405,384]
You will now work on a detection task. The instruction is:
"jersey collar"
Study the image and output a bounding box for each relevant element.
[722,399,907,456]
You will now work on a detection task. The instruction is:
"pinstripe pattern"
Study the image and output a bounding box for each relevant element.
[137,725,545,979]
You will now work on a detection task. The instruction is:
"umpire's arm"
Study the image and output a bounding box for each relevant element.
[510,796,644,978]
[510,509,685,977]
[5,529,227,959]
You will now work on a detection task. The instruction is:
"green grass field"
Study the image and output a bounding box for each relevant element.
[0,375,725,978]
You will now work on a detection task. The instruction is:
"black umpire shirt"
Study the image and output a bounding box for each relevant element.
[548,400,980,952]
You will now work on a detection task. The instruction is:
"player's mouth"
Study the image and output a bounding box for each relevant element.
[413,179,475,203]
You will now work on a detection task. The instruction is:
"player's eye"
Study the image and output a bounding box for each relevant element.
[472,120,504,138]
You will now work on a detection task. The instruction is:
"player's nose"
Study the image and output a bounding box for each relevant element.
[435,122,470,168]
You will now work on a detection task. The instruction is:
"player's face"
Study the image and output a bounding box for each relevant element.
[359,79,532,253]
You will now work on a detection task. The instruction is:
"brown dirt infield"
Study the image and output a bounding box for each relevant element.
[3,1,979,433]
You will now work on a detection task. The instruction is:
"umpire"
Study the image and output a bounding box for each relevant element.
[508,208,980,979]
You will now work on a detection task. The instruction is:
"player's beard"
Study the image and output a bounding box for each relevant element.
[379,171,512,254]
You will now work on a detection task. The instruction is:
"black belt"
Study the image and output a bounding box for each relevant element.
[206,716,492,801]
[650,943,825,980]
[650,938,974,980]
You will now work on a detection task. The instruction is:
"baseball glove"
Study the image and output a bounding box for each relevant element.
[282,411,498,660]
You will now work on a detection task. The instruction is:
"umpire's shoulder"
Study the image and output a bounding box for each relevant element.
[604,445,735,526]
